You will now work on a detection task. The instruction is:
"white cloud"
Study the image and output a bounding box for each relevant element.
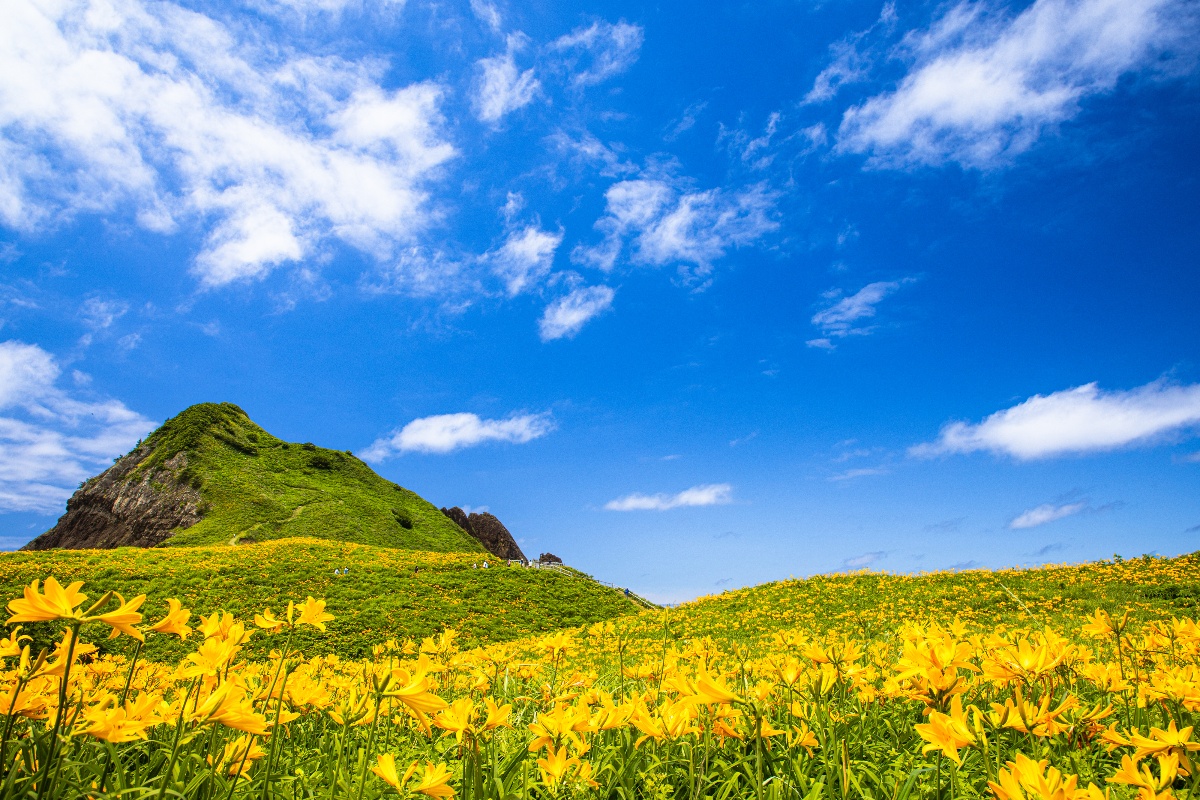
[473,36,540,124]
[548,130,637,178]
[838,0,1195,168]
[1010,502,1086,529]
[469,0,503,32]
[605,483,733,512]
[551,20,644,87]
[913,379,1200,460]
[80,297,129,330]
[0,340,155,514]
[362,411,555,459]
[486,226,563,296]
[811,280,906,340]
[576,179,777,277]
[830,466,889,481]
[0,0,455,287]
[539,285,615,341]
[844,550,885,568]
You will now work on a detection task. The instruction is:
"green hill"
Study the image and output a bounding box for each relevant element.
[0,537,642,660]
[499,551,1200,665]
[26,402,486,552]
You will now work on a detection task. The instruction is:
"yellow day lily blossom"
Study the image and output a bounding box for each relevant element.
[407,761,456,799]
[0,626,29,658]
[79,693,164,742]
[483,697,512,731]
[95,592,147,642]
[148,599,192,639]
[213,735,266,777]
[372,753,406,791]
[433,697,476,743]
[254,608,285,633]
[1108,754,1180,800]
[183,635,245,678]
[528,703,589,751]
[1082,610,1115,638]
[387,669,449,715]
[296,597,335,631]
[916,695,977,764]
[1129,722,1199,774]
[190,684,269,735]
[693,670,742,705]
[989,753,1091,800]
[536,746,579,788]
[7,578,88,623]
[790,722,819,754]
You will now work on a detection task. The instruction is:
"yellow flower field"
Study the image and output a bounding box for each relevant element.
[0,551,1196,800]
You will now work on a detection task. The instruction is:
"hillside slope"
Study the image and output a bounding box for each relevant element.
[0,537,641,660]
[24,403,485,553]
[500,552,1200,663]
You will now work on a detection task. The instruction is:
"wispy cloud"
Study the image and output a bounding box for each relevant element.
[0,0,456,287]
[473,35,540,124]
[837,0,1197,168]
[809,280,909,346]
[844,550,886,568]
[605,483,733,511]
[551,20,644,87]
[0,340,155,513]
[913,379,1200,460]
[486,226,563,296]
[574,179,777,281]
[1009,502,1086,529]
[830,466,889,482]
[539,285,615,341]
[362,411,555,459]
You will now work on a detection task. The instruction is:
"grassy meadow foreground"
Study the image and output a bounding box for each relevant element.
[0,550,1196,800]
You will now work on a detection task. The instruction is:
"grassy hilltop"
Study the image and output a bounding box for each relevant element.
[101,402,484,551]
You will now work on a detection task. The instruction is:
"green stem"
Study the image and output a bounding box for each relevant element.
[156,677,200,800]
[355,694,385,800]
[34,624,80,800]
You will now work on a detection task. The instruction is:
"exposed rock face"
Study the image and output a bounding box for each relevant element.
[538,552,563,565]
[23,446,203,550]
[440,507,526,561]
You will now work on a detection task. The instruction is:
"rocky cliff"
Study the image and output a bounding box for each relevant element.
[23,445,203,550]
[440,507,527,561]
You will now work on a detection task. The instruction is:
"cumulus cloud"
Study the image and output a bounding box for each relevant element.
[575,179,777,278]
[539,285,615,341]
[0,340,155,514]
[361,411,555,459]
[1009,501,1086,529]
[604,483,733,511]
[473,36,540,123]
[913,379,1200,460]
[0,0,455,287]
[486,226,563,295]
[551,20,644,86]
[811,280,906,341]
[838,0,1196,167]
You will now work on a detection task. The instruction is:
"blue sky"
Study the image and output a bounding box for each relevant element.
[1,0,1198,602]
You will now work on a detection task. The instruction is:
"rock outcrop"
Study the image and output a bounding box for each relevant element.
[440,507,527,561]
[23,446,203,550]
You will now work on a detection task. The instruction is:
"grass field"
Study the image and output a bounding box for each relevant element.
[0,550,1195,800]
[0,537,643,661]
